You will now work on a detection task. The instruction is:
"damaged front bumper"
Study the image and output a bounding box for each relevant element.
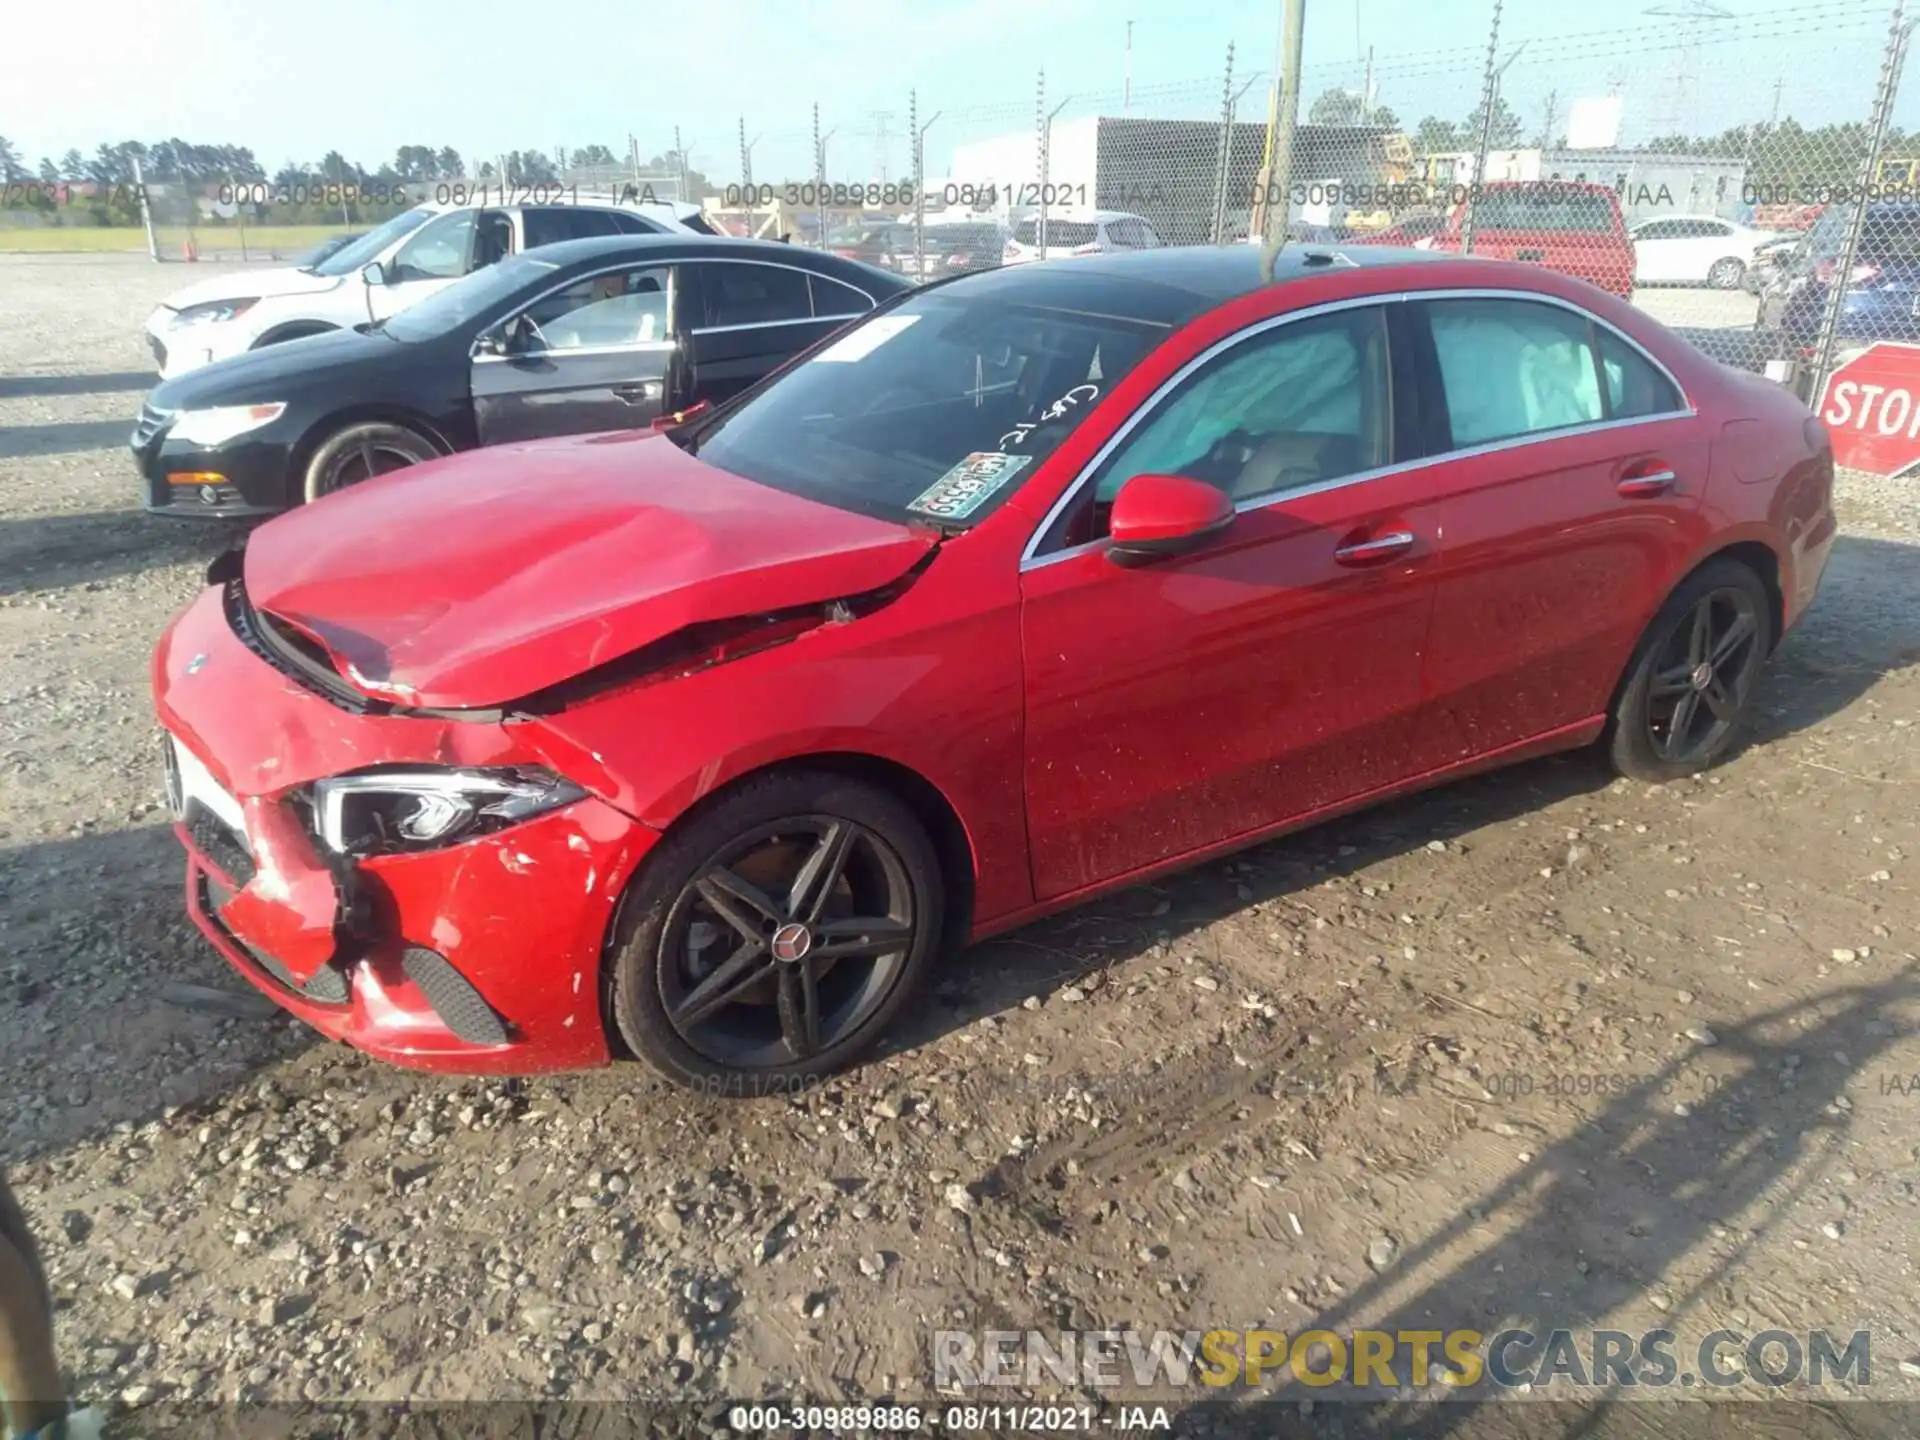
[155,581,659,1074]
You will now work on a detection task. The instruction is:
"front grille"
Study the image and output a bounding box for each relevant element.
[131,401,174,451]
[186,803,256,887]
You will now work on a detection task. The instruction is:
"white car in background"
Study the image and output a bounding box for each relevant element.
[1004,209,1163,262]
[1629,213,1781,290]
[144,199,704,379]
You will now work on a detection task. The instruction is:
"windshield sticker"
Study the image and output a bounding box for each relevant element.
[813,313,920,363]
[1000,383,1100,448]
[906,451,1033,521]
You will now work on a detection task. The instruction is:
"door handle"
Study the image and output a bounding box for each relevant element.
[612,380,663,405]
[1332,530,1416,565]
[1616,468,1676,497]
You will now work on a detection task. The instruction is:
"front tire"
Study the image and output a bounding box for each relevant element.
[1607,559,1774,782]
[609,770,945,1095]
[301,422,439,503]
[1707,257,1745,290]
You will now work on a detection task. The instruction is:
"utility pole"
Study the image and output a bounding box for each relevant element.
[1256,0,1307,277]
[130,153,159,261]
[1540,88,1560,148]
[673,126,689,199]
[869,110,895,184]
[1125,20,1134,110]
[910,90,942,278]
[1363,46,1374,123]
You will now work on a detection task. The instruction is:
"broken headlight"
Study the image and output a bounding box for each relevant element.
[310,767,587,857]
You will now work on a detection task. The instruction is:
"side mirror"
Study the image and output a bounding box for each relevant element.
[1107,473,1234,565]
[360,261,387,287]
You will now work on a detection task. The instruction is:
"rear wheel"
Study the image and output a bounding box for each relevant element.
[609,770,944,1095]
[1607,559,1774,782]
[1707,257,1746,289]
[301,422,439,502]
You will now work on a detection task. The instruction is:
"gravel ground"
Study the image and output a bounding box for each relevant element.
[2,255,1918,1436]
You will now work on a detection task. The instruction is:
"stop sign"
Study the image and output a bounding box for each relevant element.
[1818,342,1920,475]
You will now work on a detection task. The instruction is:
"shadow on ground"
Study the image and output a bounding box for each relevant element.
[1159,969,1920,1438]
[0,509,239,597]
[0,371,152,400]
[0,419,138,460]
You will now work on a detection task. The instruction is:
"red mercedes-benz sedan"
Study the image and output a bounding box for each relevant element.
[153,245,1837,1092]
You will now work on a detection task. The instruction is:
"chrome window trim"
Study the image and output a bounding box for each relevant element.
[689,316,834,337]
[472,339,676,365]
[1017,285,1696,572]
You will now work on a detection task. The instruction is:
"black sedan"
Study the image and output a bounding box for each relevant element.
[133,235,909,516]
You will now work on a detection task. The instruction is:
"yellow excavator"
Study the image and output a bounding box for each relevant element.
[1344,131,1416,233]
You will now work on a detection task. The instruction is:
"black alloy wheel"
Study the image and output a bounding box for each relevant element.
[1609,558,1775,781]
[610,771,944,1094]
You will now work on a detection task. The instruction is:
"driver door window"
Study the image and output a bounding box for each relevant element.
[1064,305,1391,546]
[509,266,675,351]
[389,210,477,283]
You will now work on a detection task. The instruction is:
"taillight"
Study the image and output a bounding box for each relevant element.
[945,253,967,268]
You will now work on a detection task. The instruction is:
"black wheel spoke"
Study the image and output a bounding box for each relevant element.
[1663,693,1702,757]
[1651,663,1696,699]
[671,940,771,1027]
[788,821,855,923]
[813,916,914,960]
[1687,598,1713,664]
[696,868,784,942]
[776,960,821,1059]
[1702,678,1738,722]
[1710,610,1756,667]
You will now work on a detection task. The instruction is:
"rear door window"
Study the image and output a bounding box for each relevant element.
[1425,298,1604,446]
[697,263,813,328]
[524,207,622,247]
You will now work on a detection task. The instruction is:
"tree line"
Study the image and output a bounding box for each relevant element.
[0,136,714,226]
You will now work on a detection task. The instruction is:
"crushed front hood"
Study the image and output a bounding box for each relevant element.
[242,430,937,710]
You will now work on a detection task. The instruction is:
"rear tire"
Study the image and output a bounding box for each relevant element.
[1707,257,1745,290]
[1606,558,1774,782]
[301,422,439,503]
[608,770,945,1096]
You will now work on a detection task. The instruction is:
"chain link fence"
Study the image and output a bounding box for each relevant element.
[708,0,1915,410]
[7,0,1914,409]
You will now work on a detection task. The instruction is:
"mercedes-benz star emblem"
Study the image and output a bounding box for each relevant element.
[186,653,208,675]
[770,922,814,965]
[1690,661,1714,692]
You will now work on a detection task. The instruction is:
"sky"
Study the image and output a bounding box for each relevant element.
[6,0,1912,186]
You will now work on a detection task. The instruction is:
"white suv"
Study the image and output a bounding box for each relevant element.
[144,199,702,379]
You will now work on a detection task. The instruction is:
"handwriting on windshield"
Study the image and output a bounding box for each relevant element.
[1000,383,1099,449]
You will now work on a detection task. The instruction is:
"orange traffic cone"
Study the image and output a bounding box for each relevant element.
[182,236,198,262]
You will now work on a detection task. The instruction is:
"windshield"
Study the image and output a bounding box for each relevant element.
[382,254,559,341]
[310,206,438,276]
[675,291,1163,527]
[1460,190,1618,233]
[927,226,1000,253]
[1015,219,1098,247]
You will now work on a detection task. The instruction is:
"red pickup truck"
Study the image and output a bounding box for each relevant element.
[1426,181,1636,298]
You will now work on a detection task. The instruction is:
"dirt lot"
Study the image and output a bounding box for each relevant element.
[1,254,1917,1436]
